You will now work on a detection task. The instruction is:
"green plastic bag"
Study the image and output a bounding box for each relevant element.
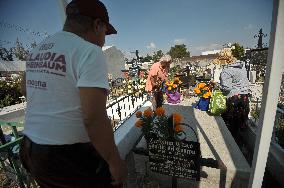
[209,89,227,116]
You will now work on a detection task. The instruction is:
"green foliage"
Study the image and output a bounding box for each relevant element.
[142,54,152,62]
[231,42,245,60]
[168,66,181,80]
[250,106,260,120]
[13,38,28,60]
[276,115,284,147]
[0,78,23,108]
[152,50,164,62]
[0,38,35,61]
[0,47,14,61]
[168,44,190,59]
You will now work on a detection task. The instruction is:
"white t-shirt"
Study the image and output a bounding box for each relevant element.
[23,31,110,145]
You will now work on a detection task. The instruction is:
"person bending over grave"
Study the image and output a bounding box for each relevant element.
[145,55,172,109]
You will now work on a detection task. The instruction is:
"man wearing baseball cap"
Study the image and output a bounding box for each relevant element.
[20,0,127,187]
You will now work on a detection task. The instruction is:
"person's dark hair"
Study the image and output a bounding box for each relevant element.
[63,13,94,35]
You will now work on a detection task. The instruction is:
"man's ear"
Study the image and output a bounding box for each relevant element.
[93,18,104,32]
[93,18,101,32]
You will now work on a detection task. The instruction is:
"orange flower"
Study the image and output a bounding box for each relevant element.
[198,83,206,89]
[143,107,153,118]
[203,86,209,91]
[135,120,143,128]
[173,84,177,88]
[203,91,212,99]
[136,111,142,118]
[166,81,171,86]
[172,112,182,125]
[194,88,201,94]
[156,107,165,116]
[174,124,183,132]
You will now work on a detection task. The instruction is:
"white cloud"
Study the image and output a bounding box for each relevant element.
[146,42,156,49]
[244,24,254,30]
[192,43,222,55]
[194,43,221,51]
[174,38,187,45]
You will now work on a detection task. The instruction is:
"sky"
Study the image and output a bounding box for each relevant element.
[0,0,273,57]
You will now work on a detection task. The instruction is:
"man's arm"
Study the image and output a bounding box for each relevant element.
[79,87,127,185]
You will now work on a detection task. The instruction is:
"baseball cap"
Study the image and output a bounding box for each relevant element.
[66,0,117,35]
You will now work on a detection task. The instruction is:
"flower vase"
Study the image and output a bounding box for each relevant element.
[193,97,210,111]
[166,92,181,104]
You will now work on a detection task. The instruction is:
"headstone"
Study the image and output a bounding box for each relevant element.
[148,137,201,181]
[250,71,257,83]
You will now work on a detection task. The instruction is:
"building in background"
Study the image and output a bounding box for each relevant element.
[102,46,125,79]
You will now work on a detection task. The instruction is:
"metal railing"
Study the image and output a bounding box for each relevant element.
[106,93,148,131]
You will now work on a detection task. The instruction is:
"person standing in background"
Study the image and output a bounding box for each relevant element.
[220,60,250,144]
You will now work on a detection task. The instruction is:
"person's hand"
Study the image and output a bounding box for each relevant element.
[109,158,128,186]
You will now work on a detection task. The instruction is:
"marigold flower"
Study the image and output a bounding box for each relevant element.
[136,111,142,118]
[174,124,183,132]
[203,91,212,98]
[166,81,171,86]
[203,86,209,91]
[198,83,206,89]
[135,120,143,128]
[156,107,165,116]
[173,113,182,124]
[194,88,201,94]
[143,108,153,118]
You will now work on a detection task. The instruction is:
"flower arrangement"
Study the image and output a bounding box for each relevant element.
[135,107,184,140]
[163,77,183,104]
[163,77,182,94]
[193,82,214,99]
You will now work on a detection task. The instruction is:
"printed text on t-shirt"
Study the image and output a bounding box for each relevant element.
[26,52,67,77]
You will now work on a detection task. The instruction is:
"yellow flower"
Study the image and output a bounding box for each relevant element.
[156,107,165,116]
[166,81,171,86]
[135,120,143,128]
[198,83,206,89]
[143,107,153,118]
[203,91,212,98]
[168,86,172,91]
[136,111,142,118]
[173,113,182,125]
[194,88,201,94]
[203,86,209,91]
[174,124,183,132]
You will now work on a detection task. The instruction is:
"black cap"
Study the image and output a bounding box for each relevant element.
[66,0,117,35]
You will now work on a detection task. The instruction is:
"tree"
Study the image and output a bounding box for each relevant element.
[142,54,152,62]
[0,47,14,61]
[168,44,190,59]
[231,42,245,60]
[13,38,28,61]
[152,50,164,62]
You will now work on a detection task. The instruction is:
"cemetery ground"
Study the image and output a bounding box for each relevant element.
[1,84,283,188]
